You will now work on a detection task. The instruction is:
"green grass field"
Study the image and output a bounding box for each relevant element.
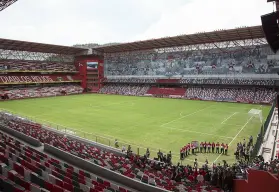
[0,94,271,165]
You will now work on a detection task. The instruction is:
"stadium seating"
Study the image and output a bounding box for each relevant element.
[146,87,186,96]
[0,131,132,192]
[105,77,274,86]
[235,89,255,103]
[99,85,149,96]
[254,88,276,104]
[104,78,156,83]
[220,79,235,85]
[104,45,275,76]
[99,84,276,104]
[199,88,218,101]
[215,88,238,102]
[185,87,202,99]
[179,79,193,84]
[0,113,223,191]
[0,60,76,72]
[156,79,179,83]
[0,85,83,100]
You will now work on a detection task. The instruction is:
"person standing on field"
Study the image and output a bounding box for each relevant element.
[225,144,228,155]
[122,145,126,153]
[212,142,215,153]
[187,143,191,155]
[200,141,203,153]
[146,148,150,158]
[191,143,195,155]
[220,143,224,154]
[180,148,184,160]
[114,139,119,148]
[216,142,220,153]
[207,142,211,153]
[249,135,253,146]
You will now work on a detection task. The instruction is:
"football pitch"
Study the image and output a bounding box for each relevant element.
[0,94,271,165]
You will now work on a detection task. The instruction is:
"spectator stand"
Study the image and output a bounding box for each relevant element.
[98,83,276,105]
[0,84,84,101]
[258,107,278,162]
[0,129,135,192]
[0,111,226,191]
[4,110,279,192]
[0,38,88,100]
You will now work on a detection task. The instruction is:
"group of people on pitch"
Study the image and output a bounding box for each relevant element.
[180,142,229,160]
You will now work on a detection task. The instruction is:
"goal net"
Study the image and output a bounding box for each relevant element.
[248,109,263,124]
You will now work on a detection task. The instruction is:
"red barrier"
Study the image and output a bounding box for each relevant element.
[234,170,279,192]
[147,87,186,96]
[74,58,104,90]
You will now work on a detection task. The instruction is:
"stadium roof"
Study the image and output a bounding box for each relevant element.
[93,25,265,53]
[0,0,18,12]
[0,38,88,55]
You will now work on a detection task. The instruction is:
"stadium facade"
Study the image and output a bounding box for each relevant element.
[1,24,279,192]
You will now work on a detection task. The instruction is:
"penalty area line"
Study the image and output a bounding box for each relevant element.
[221,112,238,125]
[213,116,253,163]
[162,126,233,139]
[160,105,213,127]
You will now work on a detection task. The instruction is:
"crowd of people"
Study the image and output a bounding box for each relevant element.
[251,155,279,174]
[180,142,229,160]
[99,85,149,96]
[104,78,157,83]
[1,110,278,192]
[0,60,76,71]
[99,84,276,104]
[0,112,226,191]
[0,84,83,100]
[104,45,277,76]
[185,87,276,104]
[104,77,275,86]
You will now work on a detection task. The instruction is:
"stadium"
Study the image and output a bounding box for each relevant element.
[0,0,279,192]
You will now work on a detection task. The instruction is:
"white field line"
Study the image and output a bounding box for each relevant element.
[179,111,184,117]
[0,109,208,164]
[221,123,245,127]
[163,126,233,139]
[160,105,213,127]
[2,109,81,133]
[31,101,135,118]
[221,112,238,124]
[213,116,253,163]
[90,101,136,110]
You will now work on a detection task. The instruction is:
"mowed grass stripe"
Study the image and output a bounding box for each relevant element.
[0,94,271,164]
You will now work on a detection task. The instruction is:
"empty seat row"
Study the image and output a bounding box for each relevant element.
[0,131,131,192]
[0,113,222,191]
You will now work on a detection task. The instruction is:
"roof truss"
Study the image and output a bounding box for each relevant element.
[0,0,18,12]
[94,26,266,53]
[0,38,88,55]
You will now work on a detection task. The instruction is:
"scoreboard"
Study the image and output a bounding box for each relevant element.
[87,61,98,69]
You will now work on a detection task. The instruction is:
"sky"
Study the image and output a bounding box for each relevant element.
[0,0,275,46]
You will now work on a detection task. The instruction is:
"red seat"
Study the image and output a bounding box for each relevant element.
[44,181,53,191]
[52,184,64,192]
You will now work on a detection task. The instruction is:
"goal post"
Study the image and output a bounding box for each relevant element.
[248,109,263,124]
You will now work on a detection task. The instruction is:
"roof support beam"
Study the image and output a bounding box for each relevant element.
[94,26,265,53]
